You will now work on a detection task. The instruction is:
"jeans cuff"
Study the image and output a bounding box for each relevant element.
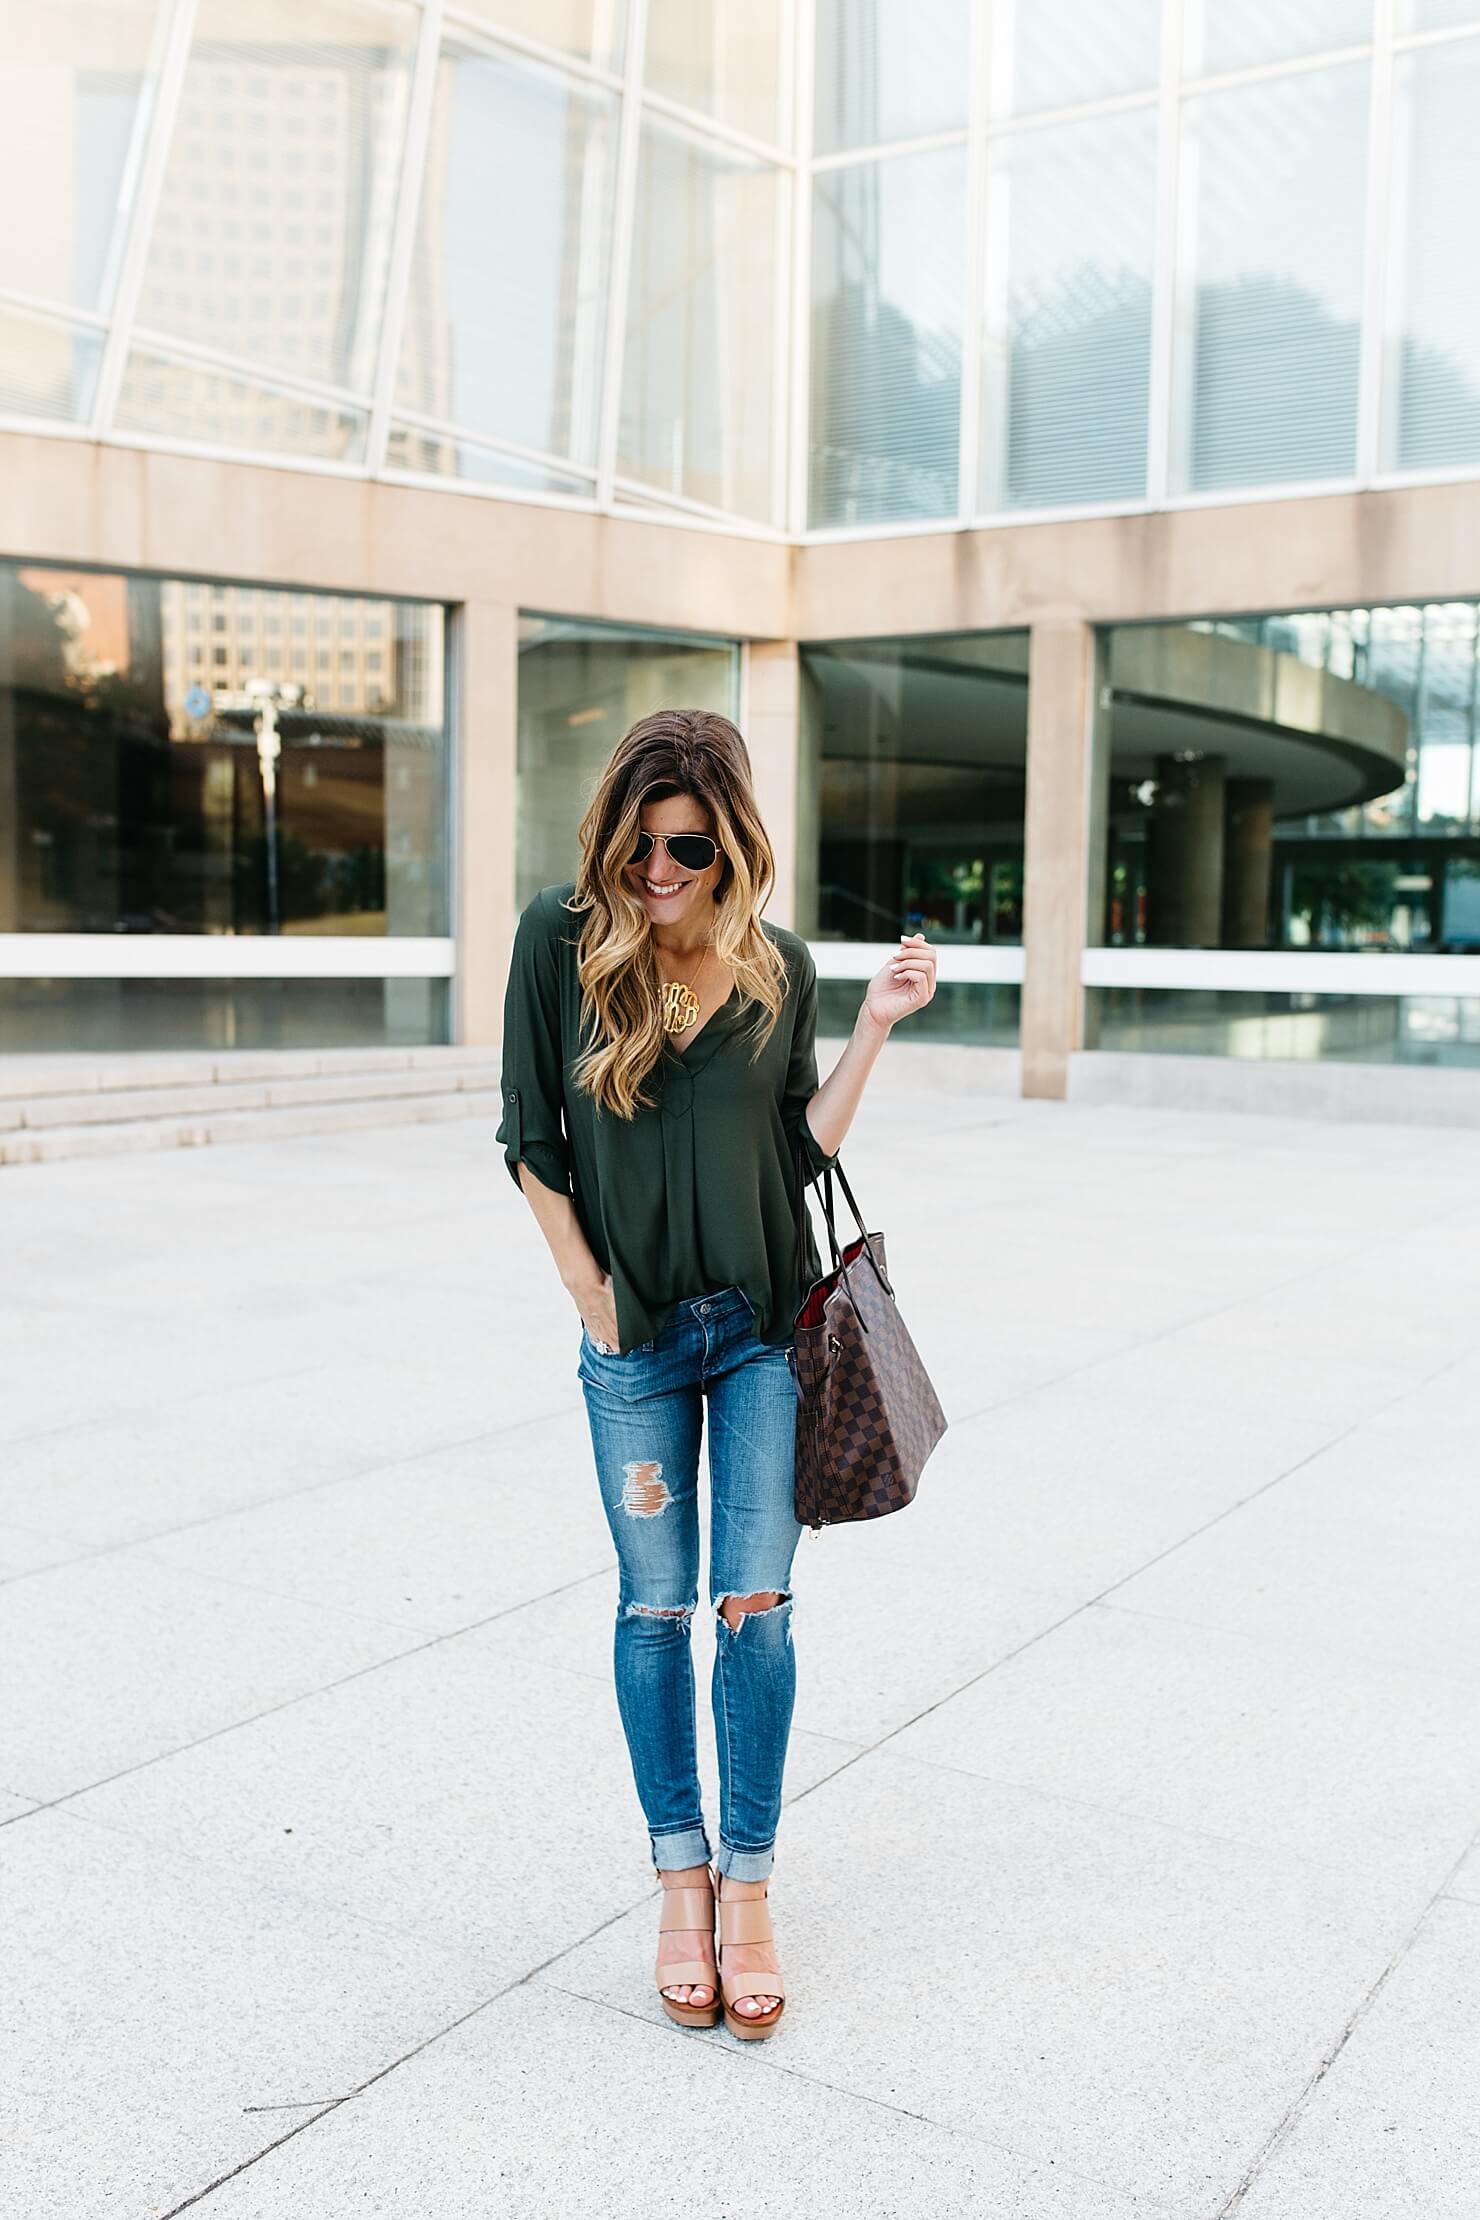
[714,1838,775,1881]
[650,1823,712,1871]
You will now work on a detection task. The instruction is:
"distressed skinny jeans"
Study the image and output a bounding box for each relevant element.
[577,1283,803,1881]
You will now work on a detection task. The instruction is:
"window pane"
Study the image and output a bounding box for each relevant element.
[1085,986,1480,1064]
[1186,2,1371,78]
[983,105,1155,510]
[452,0,627,73]
[0,309,102,423]
[817,977,1019,1043]
[516,615,737,911]
[798,630,1028,1032]
[1105,604,1480,966]
[1172,62,1368,493]
[813,0,969,156]
[115,350,368,461]
[1388,40,1480,474]
[810,146,966,527]
[619,119,784,523]
[0,0,167,313]
[1003,0,1161,117]
[396,40,618,467]
[134,0,419,396]
[644,0,785,146]
[1394,1,1479,29]
[0,977,449,1053]
[0,562,449,938]
[385,423,595,496]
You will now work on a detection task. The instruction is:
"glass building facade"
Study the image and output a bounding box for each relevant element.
[9,3,1480,534]
[4,3,1480,1087]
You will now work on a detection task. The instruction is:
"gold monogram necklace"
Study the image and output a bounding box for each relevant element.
[659,937,711,1036]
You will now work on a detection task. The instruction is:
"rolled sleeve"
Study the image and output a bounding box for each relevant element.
[781,942,838,1182]
[496,890,574,1196]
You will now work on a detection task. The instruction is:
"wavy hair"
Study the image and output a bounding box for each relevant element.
[563,708,788,1119]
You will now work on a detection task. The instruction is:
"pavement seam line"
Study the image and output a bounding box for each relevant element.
[1213,1817,1480,2218]
[0,1563,616,1826]
[1098,1594,1480,1691]
[531,1975,1183,2213]
[785,1376,1425,1795]
[0,1396,594,1586]
[848,1734,1458,1879]
[147,1887,691,2217]
[940,1221,1460,1438]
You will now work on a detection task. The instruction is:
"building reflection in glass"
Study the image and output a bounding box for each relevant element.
[514,614,738,914]
[1102,603,1480,955]
[0,560,448,940]
[798,630,1028,946]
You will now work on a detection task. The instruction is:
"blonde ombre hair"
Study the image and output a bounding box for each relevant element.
[564,708,788,1119]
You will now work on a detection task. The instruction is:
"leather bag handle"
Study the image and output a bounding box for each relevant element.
[793,1136,893,1320]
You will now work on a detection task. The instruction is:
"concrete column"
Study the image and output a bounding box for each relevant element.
[1147,751,1227,947]
[1021,620,1111,1099]
[453,599,518,1048]
[1221,775,1275,948]
[744,639,802,929]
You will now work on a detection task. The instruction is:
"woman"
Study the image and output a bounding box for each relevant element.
[496,707,935,2039]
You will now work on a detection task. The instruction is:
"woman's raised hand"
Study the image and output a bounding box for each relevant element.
[861,931,938,1032]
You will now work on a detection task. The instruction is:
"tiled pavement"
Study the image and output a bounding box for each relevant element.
[3,1054,1479,2218]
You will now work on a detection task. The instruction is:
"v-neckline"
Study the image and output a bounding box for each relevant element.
[663,980,738,1065]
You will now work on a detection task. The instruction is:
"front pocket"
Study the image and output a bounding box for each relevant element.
[582,1326,654,1360]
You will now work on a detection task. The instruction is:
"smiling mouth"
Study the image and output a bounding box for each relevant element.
[640,876,688,897]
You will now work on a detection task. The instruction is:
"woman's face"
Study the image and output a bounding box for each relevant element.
[625,792,723,931]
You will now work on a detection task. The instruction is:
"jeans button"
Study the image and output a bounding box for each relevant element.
[699,1302,710,1314]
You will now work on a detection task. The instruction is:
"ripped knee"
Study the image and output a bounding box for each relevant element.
[624,1600,693,1622]
[619,1459,670,1518]
[716,1589,792,1636]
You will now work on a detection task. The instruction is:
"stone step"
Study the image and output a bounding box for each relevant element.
[6,1063,502,1131]
[0,1044,500,1102]
[0,1086,503,1165]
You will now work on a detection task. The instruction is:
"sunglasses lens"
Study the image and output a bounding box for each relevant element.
[667,835,717,870]
[631,831,655,863]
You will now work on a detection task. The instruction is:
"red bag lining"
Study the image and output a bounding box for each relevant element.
[797,1233,872,1328]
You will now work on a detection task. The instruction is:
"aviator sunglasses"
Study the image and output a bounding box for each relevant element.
[631,829,719,872]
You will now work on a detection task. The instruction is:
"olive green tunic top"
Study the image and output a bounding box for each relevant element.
[496,881,839,1355]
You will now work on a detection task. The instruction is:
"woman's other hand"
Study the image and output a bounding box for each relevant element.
[570,1268,621,1351]
[861,932,938,1033]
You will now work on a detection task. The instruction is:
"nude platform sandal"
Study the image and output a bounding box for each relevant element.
[655,1869,720,2028]
[715,1869,786,2040]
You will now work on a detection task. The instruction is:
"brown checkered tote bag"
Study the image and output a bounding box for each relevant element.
[787,1140,947,1531]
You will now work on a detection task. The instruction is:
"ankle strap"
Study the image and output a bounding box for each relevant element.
[716,1894,773,1945]
[658,1883,715,1933]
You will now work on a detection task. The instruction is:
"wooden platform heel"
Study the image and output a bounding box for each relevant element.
[715,1869,786,2040]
